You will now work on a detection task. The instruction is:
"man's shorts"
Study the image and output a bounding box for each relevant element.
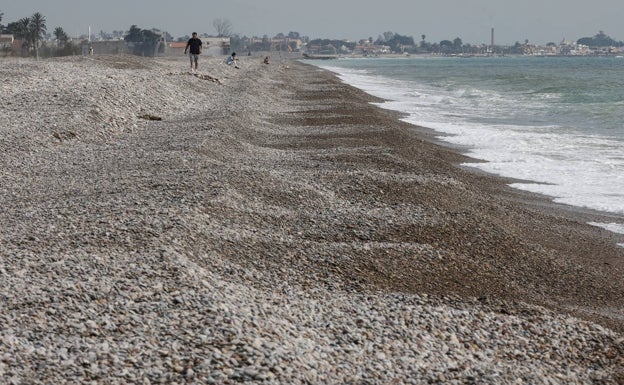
[189,53,200,63]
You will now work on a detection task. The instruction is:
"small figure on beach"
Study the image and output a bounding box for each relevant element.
[263,56,270,65]
[184,32,202,72]
[225,52,240,69]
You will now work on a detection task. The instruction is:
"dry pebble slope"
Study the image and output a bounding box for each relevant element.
[0,55,623,384]
[1,55,239,146]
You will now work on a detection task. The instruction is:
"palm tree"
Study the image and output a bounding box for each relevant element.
[54,26,68,48]
[12,17,32,53]
[29,12,47,59]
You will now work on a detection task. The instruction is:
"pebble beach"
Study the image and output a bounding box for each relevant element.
[1,54,623,384]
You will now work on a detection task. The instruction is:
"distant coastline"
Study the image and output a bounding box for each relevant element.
[302,51,624,60]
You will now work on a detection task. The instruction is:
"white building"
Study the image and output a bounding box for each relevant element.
[0,34,14,50]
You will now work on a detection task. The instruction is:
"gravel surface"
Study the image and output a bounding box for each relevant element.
[1,54,623,384]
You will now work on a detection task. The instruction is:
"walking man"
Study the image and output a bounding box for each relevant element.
[184,32,202,72]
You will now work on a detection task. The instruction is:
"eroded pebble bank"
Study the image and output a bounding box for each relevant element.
[1,55,623,384]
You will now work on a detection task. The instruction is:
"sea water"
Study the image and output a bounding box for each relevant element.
[307,56,624,241]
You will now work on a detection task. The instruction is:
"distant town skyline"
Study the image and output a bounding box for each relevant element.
[2,0,624,45]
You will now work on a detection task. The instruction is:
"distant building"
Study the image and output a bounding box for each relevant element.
[558,40,591,55]
[169,36,230,56]
[247,36,302,53]
[168,42,187,50]
[84,39,128,55]
[0,34,14,50]
[353,43,390,56]
[202,36,231,55]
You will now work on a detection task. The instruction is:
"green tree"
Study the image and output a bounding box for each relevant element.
[57,41,80,57]
[8,18,30,39]
[229,33,243,52]
[29,12,46,59]
[54,26,68,48]
[261,35,270,50]
[386,33,415,53]
[577,31,623,47]
[124,25,162,56]
[377,31,394,43]
[510,41,524,55]
[6,17,32,54]
[420,34,430,51]
[125,25,143,42]
[6,13,48,58]
[440,40,452,46]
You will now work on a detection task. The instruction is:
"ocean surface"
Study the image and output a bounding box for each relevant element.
[307,56,624,240]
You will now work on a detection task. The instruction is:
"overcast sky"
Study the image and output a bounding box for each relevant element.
[3,0,623,45]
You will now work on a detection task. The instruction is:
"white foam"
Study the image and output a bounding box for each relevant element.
[316,62,624,219]
[589,222,624,234]
[589,222,624,248]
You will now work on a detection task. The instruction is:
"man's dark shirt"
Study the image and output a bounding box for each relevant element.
[186,37,202,54]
